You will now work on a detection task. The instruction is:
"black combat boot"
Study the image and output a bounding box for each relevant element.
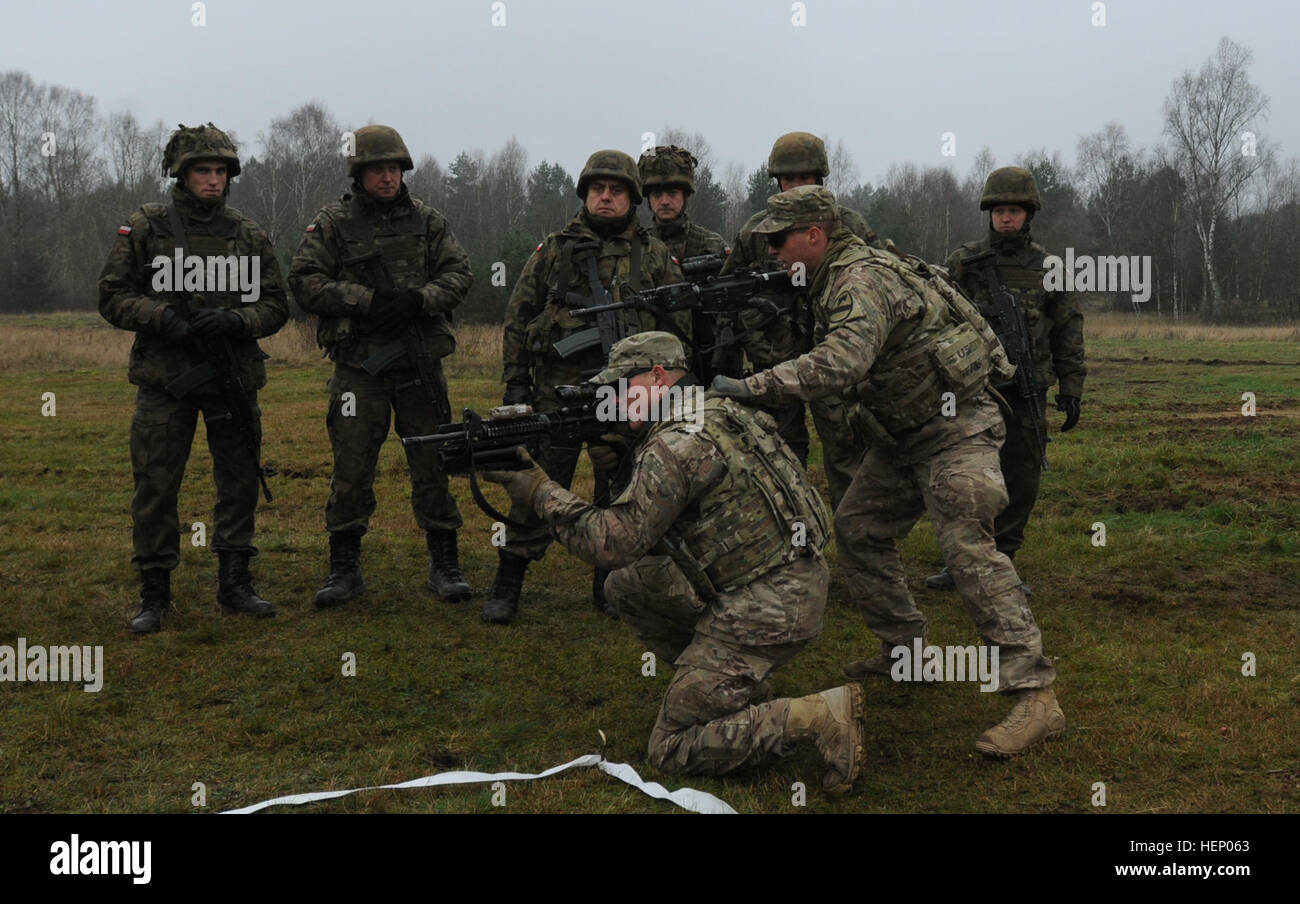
[591,568,618,619]
[315,529,364,608]
[129,569,171,634]
[217,551,276,618]
[426,529,472,602]
[482,551,530,624]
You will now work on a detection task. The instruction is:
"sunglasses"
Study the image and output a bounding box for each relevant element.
[766,225,814,250]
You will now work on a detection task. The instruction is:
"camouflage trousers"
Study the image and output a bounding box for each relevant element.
[324,363,461,534]
[833,425,1056,692]
[129,386,262,572]
[605,555,829,776]
[993,391,1047,559]
[810,400,867,511]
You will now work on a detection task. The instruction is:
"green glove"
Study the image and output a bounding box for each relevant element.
[706,374,752,401]
[480,447,551,508]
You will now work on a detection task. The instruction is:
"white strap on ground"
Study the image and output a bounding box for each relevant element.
[221,753,737,815]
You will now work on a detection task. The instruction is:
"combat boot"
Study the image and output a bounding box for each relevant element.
[217,551,276,618]
[975,687,1065,758]
[129,569,171,634]
[482,551,530,624]
[782,684,865,794]
[426,529,472,602]
[923,566,956,591]
[591,567,618,618]
[315,529,364,608]
[843,638,921,680]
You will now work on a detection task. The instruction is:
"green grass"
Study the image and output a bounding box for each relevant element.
[0,320,1297,813]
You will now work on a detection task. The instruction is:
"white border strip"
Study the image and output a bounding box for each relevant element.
[221,754,737,815]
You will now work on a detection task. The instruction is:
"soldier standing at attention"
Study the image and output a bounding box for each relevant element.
[710,186,1063,758]
[639,145,728,380]
[98,123,289,633]
[717,132,880,508]
[291,125,473,609]
[487,150,684,625]
[484,332,864,793]
[924,167,1085,595]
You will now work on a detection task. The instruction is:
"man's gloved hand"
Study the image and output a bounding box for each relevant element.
[158,308,192,343]
[502,380,532,406]
[1056,394,1081,432]
[480,447,551,508]
[587,433,626,473]
[706,374,753,401]
[190,308,245,339]
[369,288,424,334]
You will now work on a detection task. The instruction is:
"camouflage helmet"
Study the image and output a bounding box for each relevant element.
[638,146,697,194]
[980,166,1042,211]
[576,150,642,204]
[767,131,829,179]
[161,122,240,178]
[346,125,414,179]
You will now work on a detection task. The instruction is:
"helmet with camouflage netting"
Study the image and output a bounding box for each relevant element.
[638,145,698,194]
[576,150,642,203]
[346,125,414,179]
[767,131,829,179]
[980,166,1042,211]
[161,122,241,178]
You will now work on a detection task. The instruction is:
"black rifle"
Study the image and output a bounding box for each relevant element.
[162,205,273,502]
[402,384,612,528]
[678,253,726,280]
[565,267,793,378]
[348,249,452,424]
[963,248,1049,468]
[550,241,620,364]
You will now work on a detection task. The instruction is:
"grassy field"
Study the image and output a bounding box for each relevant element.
[0,311,1296,814]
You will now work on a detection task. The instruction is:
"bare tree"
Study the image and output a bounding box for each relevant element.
[1163,36,1269,319]
[255,101,343,243]
[823,135,859,197]
[1076,122,1138,242]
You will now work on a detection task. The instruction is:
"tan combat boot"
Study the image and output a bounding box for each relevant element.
[783,684,865,794]
[976,687,1065,757]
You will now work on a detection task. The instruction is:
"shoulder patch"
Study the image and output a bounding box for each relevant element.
[306,223,317,233]
[117,225,131,235]
[536,242,544,252]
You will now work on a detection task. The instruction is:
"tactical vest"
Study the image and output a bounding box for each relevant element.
[144,204,244,310]
[645,397,829,593]
[315,197,453,358]
[838,246,1013,436]
[527,230,667,366]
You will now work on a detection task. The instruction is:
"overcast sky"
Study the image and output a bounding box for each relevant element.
[4,0,1295,183]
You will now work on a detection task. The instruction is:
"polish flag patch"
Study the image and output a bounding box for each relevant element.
[117,225,131,235]
[306,223,317,233]
[535,242,543,251]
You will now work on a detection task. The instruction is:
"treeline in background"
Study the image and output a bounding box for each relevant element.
[1,38,1295,323]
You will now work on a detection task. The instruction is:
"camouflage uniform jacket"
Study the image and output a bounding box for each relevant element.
[650,212,727,263]
[501,210,684,395]
[97,186,290,391]
[746,231,1002,465]
[527,394,828,646]
[290,185,472,368]
[945,229,1086,397]
[715,204,877,374]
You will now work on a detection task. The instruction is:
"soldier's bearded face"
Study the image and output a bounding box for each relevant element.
[778,173,819,192]
[991,205,1028,233]
[361,162,403,201]
[586,180,631,219]
[649,188,685,222]
[185,161,228,199]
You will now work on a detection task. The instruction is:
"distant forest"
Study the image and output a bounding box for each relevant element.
[2,38,1295,322]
